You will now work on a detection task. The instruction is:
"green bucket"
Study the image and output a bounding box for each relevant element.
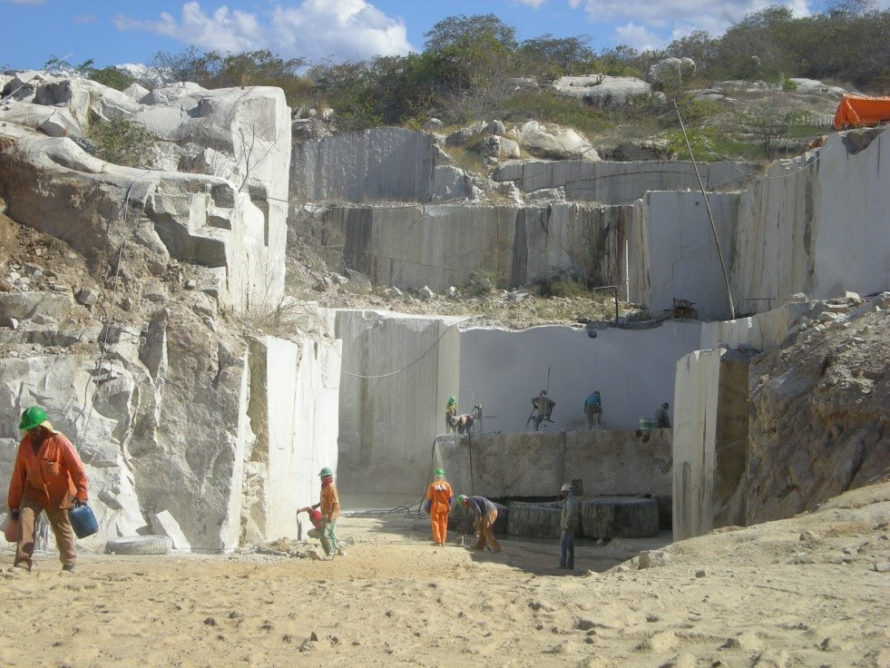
[639,417,657,431]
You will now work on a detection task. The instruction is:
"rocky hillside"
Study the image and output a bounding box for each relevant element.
[748,293,890,522]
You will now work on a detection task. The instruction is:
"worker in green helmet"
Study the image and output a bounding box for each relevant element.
[7,405,89,572]
[317,466,343,558]
[425,467,453,546]
[445,396,458,433]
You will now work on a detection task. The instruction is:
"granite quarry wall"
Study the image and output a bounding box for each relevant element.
[292,128,890,322]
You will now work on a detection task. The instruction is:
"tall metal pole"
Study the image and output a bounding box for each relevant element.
[674,101,736,319]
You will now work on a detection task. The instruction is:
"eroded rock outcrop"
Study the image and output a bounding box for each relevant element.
[0,73,335,552]
[747,293,890,523]
[0,75,291,314]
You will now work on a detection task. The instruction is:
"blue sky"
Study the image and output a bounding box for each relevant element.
[0,0,875,71]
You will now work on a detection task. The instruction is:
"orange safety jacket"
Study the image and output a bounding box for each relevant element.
[7,431,88,510]
[426,480,453,514]
[320,482,340,521]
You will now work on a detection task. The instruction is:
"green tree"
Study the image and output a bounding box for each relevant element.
[713,6,796,81]
[87,66,136,91]
[588,45,647,77]
[515,34,595,81]
[309,60,382,130]
[152,47,220,85]
[424,14,517,53]
[665,30,719,74]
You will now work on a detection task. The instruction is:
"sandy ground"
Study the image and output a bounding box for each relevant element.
[1,483,888,668]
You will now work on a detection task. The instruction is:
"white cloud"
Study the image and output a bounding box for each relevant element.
[114,1,412,62]
[270,0,412,61]
[614,22,663,51]
[515,0,548,8]
[576,0,821,48]
[115,2,263,54]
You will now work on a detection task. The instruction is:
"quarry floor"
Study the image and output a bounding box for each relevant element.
[1,482,888,667]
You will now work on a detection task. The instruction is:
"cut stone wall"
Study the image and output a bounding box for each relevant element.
[243,334,341,543]
[459,321,701,433]
[290,127,474,203]
[436,429,672,499]
[672,347,750,540]
[632,191,740,320]
[731,129,890,310]
[331,313,698,508]
[334,310,461,497]
[296,128,890,321]
[492,159,758,204]
[300,202,627,293]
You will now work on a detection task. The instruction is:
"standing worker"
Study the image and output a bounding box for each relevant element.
[456,494,501,552]
[317,466,343,558]
[531,390,556,431]
[558,482,579,570]
[445,396,458,433]
[425,468,453,546]
[583,390,602,430]
[655,402,672,428]
[7,406,89,572]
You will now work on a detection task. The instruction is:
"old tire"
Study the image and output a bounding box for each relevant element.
[581,496,659,539]
[105,535,172,555]
[506,501,580,539]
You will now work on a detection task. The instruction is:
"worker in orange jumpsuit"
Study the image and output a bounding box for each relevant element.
[457,494,501,552]
[317,466,342,558]
[7,406,89,572]
[425,467,453,546]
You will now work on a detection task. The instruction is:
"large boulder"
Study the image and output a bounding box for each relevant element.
[647,58,696,88]
[551,75,658,108]
[516,121,599,161]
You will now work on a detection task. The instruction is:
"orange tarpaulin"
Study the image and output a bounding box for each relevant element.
[834,94,890,130]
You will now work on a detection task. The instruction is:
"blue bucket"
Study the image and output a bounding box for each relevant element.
[68,504,98,539]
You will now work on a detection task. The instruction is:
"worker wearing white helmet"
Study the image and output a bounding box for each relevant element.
[559,482,578,570]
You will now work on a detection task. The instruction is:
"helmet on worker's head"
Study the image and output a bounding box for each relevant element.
[19,405,47,431]
[448,396,456,404]
[455,494,467,506]
[560,483,573,493]
[540,390,547,395]
[434,467,445,477]
[318,466,333,478]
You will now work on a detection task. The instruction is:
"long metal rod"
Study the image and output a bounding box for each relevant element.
[674,101,736,319]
